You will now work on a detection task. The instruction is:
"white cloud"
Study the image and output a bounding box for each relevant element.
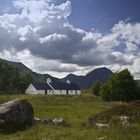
[112,21,140,45]
[17,25,33,41]
[97,34,119,49]
[39,33,68,44]
[125,43,138,53]
[0,0,140,78]
[13,0,71,24]
[82,31,102,44]
[0,49,86,78]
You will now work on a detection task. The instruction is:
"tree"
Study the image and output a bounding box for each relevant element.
[19,72,35,93]
[0,61,35,94]
[91,81,102,96]
[108,69,137,101]
[136,84,140,99]
[99,84,111,101]
[0,61,20,93]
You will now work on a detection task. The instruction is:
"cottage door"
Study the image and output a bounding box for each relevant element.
[66,90,68,95]
[45,89,47,95]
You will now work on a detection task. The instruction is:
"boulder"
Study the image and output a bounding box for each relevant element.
[95,123,110,129]
[96,136,107,140]
[119,115,129,121]
[52,118,65,126]
[40,118,53,125]
[119,115,130,127]
[0,98,34,128]
[34,117,41,124]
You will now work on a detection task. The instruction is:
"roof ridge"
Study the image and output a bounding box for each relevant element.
[31,81,80,90]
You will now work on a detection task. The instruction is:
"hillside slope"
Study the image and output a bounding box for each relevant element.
[0,59,113,89]
[0,59,60,82]
[62,67,113,89]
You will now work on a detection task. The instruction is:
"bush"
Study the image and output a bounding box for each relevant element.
[99,84,111,101]
[100,69,139,101]
[90,81,102,96]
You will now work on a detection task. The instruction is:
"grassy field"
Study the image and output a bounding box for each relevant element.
[0,94,140,140]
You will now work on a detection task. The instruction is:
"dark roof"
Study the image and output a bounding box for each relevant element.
[32,82,51,90]
[67,83,81,90]
[50,82,80,90]
[32,82,80,90]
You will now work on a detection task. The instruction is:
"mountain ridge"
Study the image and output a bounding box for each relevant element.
[0,58,113,89]
[62,67,113,89]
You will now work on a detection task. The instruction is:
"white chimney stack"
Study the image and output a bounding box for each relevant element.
[66,80,71,84]
[47,78,52,83]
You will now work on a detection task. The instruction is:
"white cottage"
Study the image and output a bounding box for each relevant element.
[25,79,81,95]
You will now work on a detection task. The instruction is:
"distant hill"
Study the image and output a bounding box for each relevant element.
[0,58,60,83]
[136,80,140,86]
[0,58,32,73]
[0,59,113,89]
[62,67,113,89]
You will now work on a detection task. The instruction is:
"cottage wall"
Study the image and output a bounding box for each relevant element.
[25,84,38,94]
[26,83,81,96]
[26,84,45,95]
[37,90,45,94]
[68,90,81,95]
[47,90,67,95]
[54,90,67,95]
[68,90,75,95]
[77,90,81,95]
[47,90,53,95]
[47,90,81,95]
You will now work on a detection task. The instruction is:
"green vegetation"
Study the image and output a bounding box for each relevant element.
[100,84,111,101]
[0,94,140,140]
[0,61,35,94]
[107,69,138,101]
[91,81,102,96]
[91,69,140,101]
[91,103,140,124]
[0,63,140,139]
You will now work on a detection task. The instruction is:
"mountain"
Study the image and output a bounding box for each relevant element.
[0,58,60,83]
[62,67,113,89]
[0,58,32,73]
[136,80,140,86]
[0,59,113,89]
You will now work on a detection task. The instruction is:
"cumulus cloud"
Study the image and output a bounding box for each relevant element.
[125,43,138,53]
[0,49,86,78]
[39,33,68,44]
[112,21,140,45]
[17,25,33,42]
[97,34,119,49]
[0,0,140,78]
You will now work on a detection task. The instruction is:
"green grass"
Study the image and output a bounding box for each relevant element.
[0,94,140,140]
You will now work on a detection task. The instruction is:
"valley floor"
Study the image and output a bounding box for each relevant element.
[0,94,140,140]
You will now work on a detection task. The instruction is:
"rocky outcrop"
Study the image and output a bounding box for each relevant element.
[52,118,65,126]
[0,98,34,128]
[34,117,66,126]
[40,118,53,125]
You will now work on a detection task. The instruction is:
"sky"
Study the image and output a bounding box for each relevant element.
[0,0,140,78]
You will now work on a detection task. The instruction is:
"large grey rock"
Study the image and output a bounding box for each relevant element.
[0,98,34,127]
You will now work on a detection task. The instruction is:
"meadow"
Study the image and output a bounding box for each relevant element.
[0,94,140,140]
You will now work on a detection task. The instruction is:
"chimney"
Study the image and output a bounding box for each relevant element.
[66,80,71,84]
[47,78,52,83]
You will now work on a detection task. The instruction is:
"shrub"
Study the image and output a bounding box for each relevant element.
[90,81,102,96]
